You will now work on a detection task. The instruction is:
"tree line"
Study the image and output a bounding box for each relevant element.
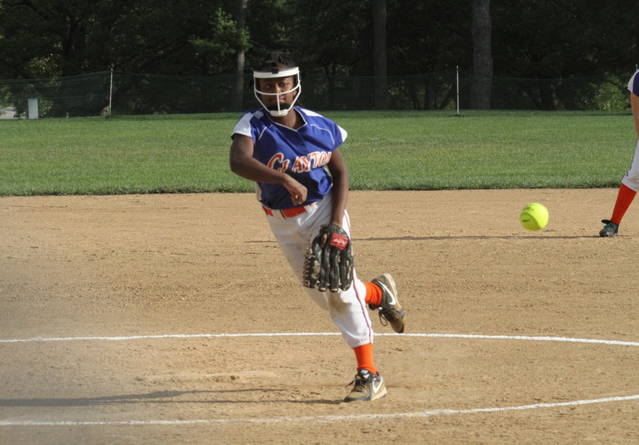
[0,0,637,111]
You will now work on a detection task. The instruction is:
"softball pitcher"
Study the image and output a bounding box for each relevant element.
[229,52,405,402]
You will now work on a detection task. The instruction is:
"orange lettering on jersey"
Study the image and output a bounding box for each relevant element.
[298,156,311,172]
[267,153,287,172]
[307,152,319,168]
[268,151,333,173]
[292,156,304,173]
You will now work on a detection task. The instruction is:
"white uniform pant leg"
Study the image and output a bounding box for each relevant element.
[265,194,374,348]
[621,140,639,191]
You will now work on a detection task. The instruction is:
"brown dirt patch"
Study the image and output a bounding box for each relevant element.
[1,189,638,444]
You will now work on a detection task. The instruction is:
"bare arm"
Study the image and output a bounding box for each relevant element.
[229,134,307,206]
[632,93,639,139]
[326,148,349,227]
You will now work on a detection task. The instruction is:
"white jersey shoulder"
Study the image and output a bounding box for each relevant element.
[232,109,266,138]
[628,69,639,96]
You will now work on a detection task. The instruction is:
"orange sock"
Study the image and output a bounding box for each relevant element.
[364,282,382,307]
[353,343,377,374]
[611,184,637,225]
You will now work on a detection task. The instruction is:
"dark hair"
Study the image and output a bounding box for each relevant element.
[258,52,297,73]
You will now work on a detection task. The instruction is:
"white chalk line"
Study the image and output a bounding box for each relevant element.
[2,332,638,426]
[2,332,639,348]
[2,394,639,426]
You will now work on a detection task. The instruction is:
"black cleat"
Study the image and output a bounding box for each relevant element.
[343,369,387,402]
[599,219,619,237]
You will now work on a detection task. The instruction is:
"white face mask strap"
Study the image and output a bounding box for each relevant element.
[254,68,301,117]
[260,83,300,117]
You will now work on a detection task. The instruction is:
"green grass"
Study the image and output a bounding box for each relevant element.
[0,110,636,196]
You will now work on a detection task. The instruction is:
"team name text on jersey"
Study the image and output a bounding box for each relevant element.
[267,151,333,173]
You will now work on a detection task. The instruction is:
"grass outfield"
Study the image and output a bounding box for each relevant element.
[0,110,636,196]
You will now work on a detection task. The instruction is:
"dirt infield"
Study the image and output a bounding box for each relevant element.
[1,189,639,445]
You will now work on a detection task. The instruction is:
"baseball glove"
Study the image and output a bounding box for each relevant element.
[303,224,354,292]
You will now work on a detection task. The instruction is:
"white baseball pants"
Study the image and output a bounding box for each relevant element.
[264,192,374,348]
[621,140,639,191]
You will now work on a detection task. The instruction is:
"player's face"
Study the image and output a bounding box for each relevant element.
[258,76,298,111]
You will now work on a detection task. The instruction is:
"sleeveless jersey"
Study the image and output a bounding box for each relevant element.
[628,69,639,96]
[232,107,348,210]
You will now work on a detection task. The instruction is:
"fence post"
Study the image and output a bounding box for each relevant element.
[456,66,460,115]
[108,68,114,117]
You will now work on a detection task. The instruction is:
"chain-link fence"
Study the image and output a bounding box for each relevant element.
[0,72,113,119]
[0,69,633,119]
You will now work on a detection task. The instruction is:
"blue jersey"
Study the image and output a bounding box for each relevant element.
[629,69,639,96]
[232,107,347,210]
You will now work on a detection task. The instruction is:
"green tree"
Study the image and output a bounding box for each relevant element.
[471,0,492,109]
[97,0,237,75]
[0,2,4,41]
[284,0,368,109]
[0,0,243,78]
[231,0,248,111]
[373,0,388,109]
[2,0,638,112]
[385,0,471,109]
[492,0,638,109]
[190,7,250,76]
[286,0,367,75]
[242,0,291,69]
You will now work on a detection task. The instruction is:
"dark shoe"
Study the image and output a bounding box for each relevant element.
[343,369,387,402]
[599,219,619,237]
[369,273,405,333]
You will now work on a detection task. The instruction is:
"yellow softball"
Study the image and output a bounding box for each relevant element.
[520,203,549,231]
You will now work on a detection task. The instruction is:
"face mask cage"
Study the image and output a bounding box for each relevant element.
[253,67,301,117]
